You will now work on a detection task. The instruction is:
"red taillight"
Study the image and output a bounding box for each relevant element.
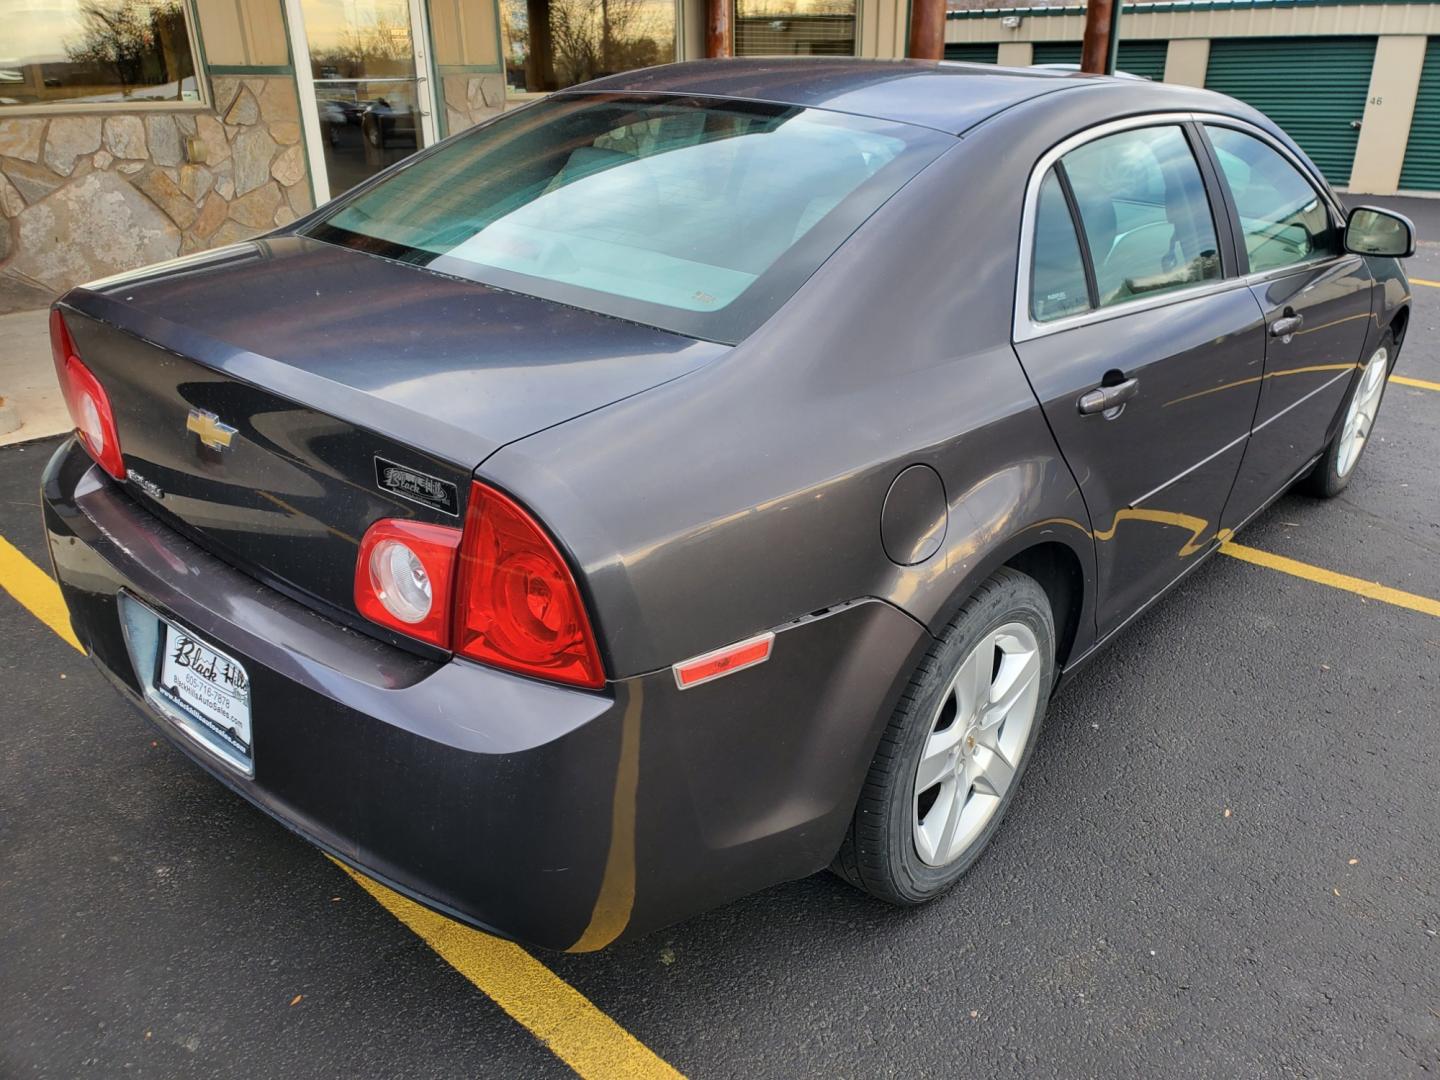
[354,519,461,648]
[50,309,124,480]
[353,483,603,688]
[453,481,605,689]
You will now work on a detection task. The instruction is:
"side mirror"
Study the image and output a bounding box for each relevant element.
[1344,205,1416,258]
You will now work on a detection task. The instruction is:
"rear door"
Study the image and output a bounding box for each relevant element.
[1014,120,1266,635]
[1199,123,1375,531]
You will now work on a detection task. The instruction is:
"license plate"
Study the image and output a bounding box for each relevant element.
[155,622,252,759]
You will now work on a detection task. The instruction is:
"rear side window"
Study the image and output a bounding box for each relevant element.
[1204,125,1339,273]
[1060,125,1222,308]
[1031,169,1091,322]
[305,94,949,345]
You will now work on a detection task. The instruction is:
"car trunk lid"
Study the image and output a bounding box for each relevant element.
[61,237,723,636]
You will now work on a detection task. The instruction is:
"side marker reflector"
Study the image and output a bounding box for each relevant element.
[672,631,775,690]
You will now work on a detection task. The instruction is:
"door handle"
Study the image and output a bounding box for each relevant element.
[1077,377,1139,416]
[1270,311,1304,339]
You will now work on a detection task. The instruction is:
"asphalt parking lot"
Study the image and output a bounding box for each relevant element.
[3,196,1439,1080]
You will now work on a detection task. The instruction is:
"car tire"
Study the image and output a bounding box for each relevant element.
[1299,334,1395,499]
[833,567,1056,905]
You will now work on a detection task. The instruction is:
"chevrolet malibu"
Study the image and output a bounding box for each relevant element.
[42,59,1414,950]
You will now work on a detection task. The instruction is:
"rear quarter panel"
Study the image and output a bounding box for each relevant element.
[480,100,1123,683]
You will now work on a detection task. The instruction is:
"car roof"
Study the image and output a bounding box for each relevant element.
[573,58,1107,136]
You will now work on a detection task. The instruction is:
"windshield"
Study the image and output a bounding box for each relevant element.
[305,93,950,343]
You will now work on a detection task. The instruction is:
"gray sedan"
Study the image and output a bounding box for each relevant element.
[42,58,1414,949]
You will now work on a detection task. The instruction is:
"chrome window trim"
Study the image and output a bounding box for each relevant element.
[1013,112,1349,345]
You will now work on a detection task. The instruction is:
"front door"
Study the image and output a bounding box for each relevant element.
[287,0,440,200]
[1015,122,1266,636]
[1200,124,1376,529]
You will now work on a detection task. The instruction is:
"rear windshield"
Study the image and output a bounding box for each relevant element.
[305,94,950,343]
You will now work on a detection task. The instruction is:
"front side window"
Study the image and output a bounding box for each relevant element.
[307,94,949,344]
[1205,125,1339,274]
[1,0,199,107]
[1060,125,1222,309]
[502,0,677,94]
[735,0,858,57]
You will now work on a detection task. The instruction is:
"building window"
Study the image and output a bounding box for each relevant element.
[502,0,677,94]
[1,0,200,107]
[734,0,857,57]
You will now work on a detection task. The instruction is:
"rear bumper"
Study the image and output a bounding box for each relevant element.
[43,438,928,949]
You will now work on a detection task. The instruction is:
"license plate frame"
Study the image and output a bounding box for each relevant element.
[151,617,253,771]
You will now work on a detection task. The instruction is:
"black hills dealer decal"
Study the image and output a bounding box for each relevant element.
[375,457,459,516]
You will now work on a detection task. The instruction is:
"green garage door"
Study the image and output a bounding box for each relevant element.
[944,43,999,63]
[1030,41,1168,80]
[1115,41,1168,81]
[1205,37,1376,186]
[1031,42,1083,66]
[1399,37,1440,190]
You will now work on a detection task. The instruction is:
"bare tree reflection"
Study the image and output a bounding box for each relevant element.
[505,0,671,92]
[309,2,415,79]
[65,0,189,96]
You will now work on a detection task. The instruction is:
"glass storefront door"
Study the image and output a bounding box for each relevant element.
[292,0,438,199]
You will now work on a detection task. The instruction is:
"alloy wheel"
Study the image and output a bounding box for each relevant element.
[913,621,1043,867]
[1337,346,1388,479]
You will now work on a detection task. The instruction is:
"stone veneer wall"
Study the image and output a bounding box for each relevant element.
[0,75,314,314]
[440,73,508,135]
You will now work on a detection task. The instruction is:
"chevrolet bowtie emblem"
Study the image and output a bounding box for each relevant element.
[186,408,237,451]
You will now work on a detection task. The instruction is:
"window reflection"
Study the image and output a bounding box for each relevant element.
[1205,126,1339,273]
[1061,126,1222,308]
[314,82,420,195]
[734,0,857,57]
[501,0,676,94]
[300,0,423,196]
[302,0,416,78]
[1031,169,1091,322]
[1,0,198,106]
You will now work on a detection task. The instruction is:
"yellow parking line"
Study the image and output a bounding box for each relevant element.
[1411,278,1440,288]
[335,861,683,1080]
[1220,541,1440,619]
[0,534,684,1080]
[1390,374,1440,392]
[0,536,82,651]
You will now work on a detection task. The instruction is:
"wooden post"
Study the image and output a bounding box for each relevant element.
[524,0,557,90]
[907,0,945,61]
[707,0,732,58]
[1080,0,1122,74]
